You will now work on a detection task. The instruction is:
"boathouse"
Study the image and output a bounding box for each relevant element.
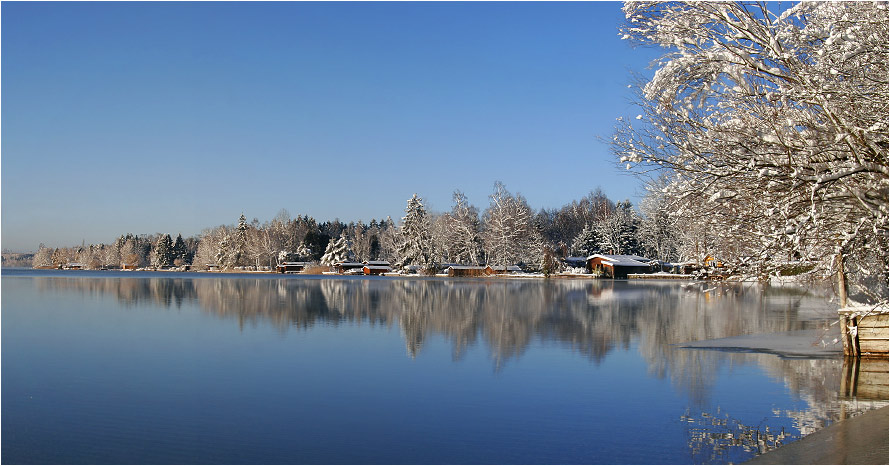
[446,265,490,277]
[587,254,653,279]
[277,262,308,273]
[334,262,365,274]
[363,265,392,275]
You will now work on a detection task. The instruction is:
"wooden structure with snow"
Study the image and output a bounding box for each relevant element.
[277,262,308,273]
[587,254,653,279]
[838,307,889,357]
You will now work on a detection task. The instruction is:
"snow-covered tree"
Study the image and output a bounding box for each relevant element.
[233,214,250,267]
[571,223,601,257]
[596,200,640,256]
[615,1,888,298]
[482,182,542,267]
[350,222,369,262]
[171,234,188,266]
[216,229,234,268]
[320,233,355,266]
[152,234,174,268]
[119,236,146,268]
[638,183,680,262]
[438,190,484,264]
[397,194,434,267]
[376,217,400,264]
[33,245,54,268]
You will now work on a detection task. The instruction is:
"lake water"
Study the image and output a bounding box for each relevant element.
[2,269,885,464]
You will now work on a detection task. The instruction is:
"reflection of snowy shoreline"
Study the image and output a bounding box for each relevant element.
[29,273,876,463]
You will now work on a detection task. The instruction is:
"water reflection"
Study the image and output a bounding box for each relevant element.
[34,277,833,364]
[26,274,887,463]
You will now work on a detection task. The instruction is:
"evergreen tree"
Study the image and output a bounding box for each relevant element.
[153,234,174,268]
[398,194,433,267]
[234,214,249,266]
[171,234,187,265]
[596,200,641,256]
[320,233,355,266]
[571,223,600,257]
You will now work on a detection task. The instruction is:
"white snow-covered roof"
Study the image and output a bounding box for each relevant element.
[335,262,364,267]
[447,265,488,270]
[489,265,522,272]
[365,261,391,266]
[587,254,652,267]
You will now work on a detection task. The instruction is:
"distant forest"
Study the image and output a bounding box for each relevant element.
[30,182,679,274]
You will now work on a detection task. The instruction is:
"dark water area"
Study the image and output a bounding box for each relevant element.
[2,269,885,464]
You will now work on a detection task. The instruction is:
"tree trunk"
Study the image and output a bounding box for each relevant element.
[837,252,848,308]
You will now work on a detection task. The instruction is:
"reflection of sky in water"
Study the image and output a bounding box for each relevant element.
[2,270,885,464]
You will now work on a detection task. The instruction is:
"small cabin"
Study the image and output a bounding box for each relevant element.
[587,254,653,279]
[277,262,308,273]
[63,263,86,270]
[363,265,392,276]
[446,265,490,277]
[206,264,223,272]
[335,262,365,274]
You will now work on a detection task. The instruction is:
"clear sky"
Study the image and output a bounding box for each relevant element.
[2,1,658,252]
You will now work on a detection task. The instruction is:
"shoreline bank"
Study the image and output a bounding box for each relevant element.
[745,406,889,465]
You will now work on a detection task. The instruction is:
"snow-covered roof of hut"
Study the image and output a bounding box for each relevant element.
[489,265,522,272]
[447,265,488,270]
[365,261,391,266]
[587,254,652,267]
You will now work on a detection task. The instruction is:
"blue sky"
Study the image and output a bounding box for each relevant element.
[2,1,658,252]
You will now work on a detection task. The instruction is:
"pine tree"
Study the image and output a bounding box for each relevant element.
[596,200,641,256]
[571,223,600,257]
[153,234,174,268]
[171,234,187,265]
[320,233,355,266]
[398,194,433,267]
[234,214,249,267]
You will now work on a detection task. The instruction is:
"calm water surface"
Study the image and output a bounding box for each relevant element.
[2,269,885,464]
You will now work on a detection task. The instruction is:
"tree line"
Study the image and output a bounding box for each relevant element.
[32,181,684,274]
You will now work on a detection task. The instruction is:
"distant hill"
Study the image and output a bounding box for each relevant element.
[2,253,34,268]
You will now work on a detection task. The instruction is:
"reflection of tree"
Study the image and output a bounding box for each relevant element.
[681,407,793,464]
[34,277,198,309]
[35,275,840,380]
[33,274,863,460]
